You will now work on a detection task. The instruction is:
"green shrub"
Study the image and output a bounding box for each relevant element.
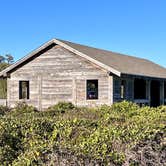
[48,102,75,113]
[157,105,166,112]
[111,101,139,113]
[0,105,10,116]
[12,102,37,115]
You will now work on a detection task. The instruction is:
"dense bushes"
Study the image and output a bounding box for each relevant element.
[0,101,165,165]
[0,105,10,116]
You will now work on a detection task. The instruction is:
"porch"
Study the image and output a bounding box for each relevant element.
[114,75,166,107]
[133,79,165,107]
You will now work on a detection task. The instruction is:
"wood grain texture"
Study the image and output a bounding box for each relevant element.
[7,45,111,110]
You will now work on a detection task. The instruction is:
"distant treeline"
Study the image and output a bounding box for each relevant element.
[0,54,14,64]
[0,54,14,99]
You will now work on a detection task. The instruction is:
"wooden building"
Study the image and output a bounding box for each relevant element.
[0,39,166,110]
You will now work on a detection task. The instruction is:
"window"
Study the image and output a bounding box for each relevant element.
[134,79,146,99]
[86,80,98,100]
[120,80,126,99]
[19,81,29,99]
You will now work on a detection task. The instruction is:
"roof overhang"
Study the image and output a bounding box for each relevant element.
[121,73,166,80]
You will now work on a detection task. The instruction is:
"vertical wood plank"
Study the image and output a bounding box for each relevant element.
[72,77,76,105]
[38,75,42,111]
[108,76,113,105]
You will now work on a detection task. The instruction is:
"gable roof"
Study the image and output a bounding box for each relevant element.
[1,38,166,79]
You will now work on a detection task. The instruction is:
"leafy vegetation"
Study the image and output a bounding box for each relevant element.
[0,54,14,99]
[0,78,7,99]
[0,54,14,64]
[0,101,165,165]
[0,62,10,99]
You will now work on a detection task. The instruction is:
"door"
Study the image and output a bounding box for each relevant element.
[150,80,160,107]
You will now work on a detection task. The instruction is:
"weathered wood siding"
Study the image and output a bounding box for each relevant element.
[7,45,112,110]
[0,99,7,106]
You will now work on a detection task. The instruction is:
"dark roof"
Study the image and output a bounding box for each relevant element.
[1,38,166,79]
[59,39,166,79]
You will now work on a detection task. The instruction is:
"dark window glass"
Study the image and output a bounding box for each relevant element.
[19,81,29,99]
[87,80,98,100]
[134,79,146,99]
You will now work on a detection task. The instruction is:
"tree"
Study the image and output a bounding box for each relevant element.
[5,54,14,64]
[0,54,14,98]
[0,55,5,63]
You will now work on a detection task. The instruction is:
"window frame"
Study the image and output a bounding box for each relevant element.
[86,79,98,100]
[19,81,30,100]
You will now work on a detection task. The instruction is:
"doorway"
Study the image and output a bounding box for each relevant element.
[134,79,146,99]
[150,80,160,107]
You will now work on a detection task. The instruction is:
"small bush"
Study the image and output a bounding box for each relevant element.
[111,101,139,113]
[157,105,166,112]
[12,102,37,115]
[48,102,75,113]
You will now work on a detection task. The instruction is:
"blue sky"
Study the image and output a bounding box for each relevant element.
[0,0,166,67]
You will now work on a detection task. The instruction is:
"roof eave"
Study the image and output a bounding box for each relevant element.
[121,72,166,80]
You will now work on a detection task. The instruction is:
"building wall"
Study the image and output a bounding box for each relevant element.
[7,45,113,110]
